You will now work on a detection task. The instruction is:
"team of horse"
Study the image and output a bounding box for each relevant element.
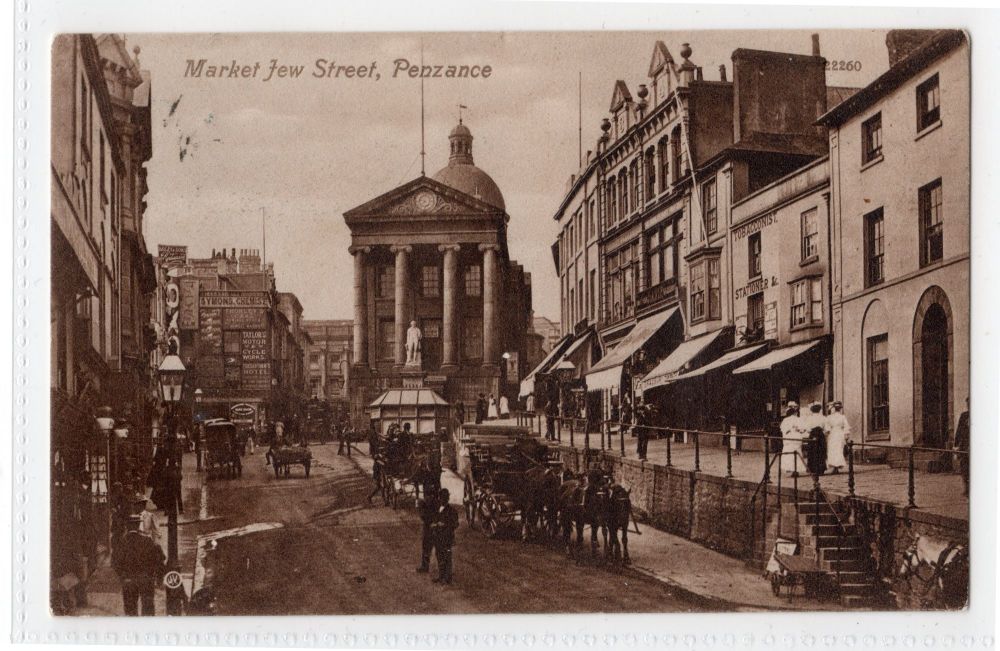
[494,459,636,566]
[896,534,968,609]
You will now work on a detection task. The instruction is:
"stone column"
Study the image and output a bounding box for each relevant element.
[439,244,461,369]
[349,246,370,368]
[479,243,500,368]
[390,245,412,367]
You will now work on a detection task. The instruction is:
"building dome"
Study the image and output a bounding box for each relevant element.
[431,120,505,211]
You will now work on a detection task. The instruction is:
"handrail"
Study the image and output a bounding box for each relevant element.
[811,481,847,589]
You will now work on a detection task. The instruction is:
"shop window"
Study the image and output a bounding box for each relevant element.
[748,232,762,278]
[868,335,890,432]
[464,264,481,297]
[801,208,819,261]
[916,73,940,131]
[791,277,823,327]
[865,208,885,287]
[421,265,440,297]
[919,178,943,266]
[862,112,882,163]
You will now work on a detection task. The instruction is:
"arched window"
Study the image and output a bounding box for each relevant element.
[644,148,656,200]
[631,159,642,209]
[671,126,684,183]
[606,180,617,224]
[658,137,669,193]
[619,170,628,216]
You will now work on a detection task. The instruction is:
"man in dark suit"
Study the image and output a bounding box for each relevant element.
[112,515,165,616]
[415,491,439,573]
[475,394,487,424]
[430,488,459,585]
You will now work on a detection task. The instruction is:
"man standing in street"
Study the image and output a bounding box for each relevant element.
[112,514,165,616]
[635,399,650,460]
[430,488,459,585]
[415,490,439,574]
[954,397,970,496]
[475,393,487,424]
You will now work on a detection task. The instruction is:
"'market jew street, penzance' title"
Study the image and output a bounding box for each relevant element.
[184,58,494,81]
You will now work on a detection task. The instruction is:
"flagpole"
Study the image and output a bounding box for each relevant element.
[420,40,426,176]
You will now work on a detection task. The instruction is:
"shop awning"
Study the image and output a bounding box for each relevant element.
[676,344,768,380]
[585,307,680,391]
[369,388,449,408]
[732,340,822,375]
[519,334,574,398]
[637,328,727,393]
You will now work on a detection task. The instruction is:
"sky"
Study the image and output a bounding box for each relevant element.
[134,30,891,321]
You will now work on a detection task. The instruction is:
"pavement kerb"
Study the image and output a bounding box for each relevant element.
[343,443,794,611]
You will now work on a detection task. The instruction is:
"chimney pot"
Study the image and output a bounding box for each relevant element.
[719,64,727,82]
[811,33,821,57]
[696,67,703,81]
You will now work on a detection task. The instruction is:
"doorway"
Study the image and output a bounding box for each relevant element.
[920,303,949,448]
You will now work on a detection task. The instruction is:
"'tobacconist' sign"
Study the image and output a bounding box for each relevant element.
[199,291,271,308]
[733,212,777,240]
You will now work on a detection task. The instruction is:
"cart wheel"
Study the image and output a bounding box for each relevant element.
[463,477,476,526]
[273,462,281,478]
[771,576,781,597]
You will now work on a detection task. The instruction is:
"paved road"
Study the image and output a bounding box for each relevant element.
[198,444,716,615]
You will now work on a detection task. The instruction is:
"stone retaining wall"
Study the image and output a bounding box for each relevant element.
[558,444,969,609]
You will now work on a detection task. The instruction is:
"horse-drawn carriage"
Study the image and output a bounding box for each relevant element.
[373,424,442,508]
[460,428,563,539]
[203,419,243,479]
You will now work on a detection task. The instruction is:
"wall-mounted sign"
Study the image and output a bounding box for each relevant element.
[158,245,188,269]
[735,276,779,301]
[764,301,778,340]
[242,362,271,391]
[230,403,257,422]
[199,291,271,309]
[165,282,180,312]
[224,307,267,330]
[199,308,223,354]
[178,278,199,330]
[241,330,269,362]
[733,212,778,241]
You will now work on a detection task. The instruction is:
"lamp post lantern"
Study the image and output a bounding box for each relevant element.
[157,341,187,615]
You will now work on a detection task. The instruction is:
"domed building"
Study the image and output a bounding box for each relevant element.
[342,120,533,431]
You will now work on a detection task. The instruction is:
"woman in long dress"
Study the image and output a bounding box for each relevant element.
[824,401,851,473]
[780,402,807,476]
[487,394,499,420]
[803,402,828,476]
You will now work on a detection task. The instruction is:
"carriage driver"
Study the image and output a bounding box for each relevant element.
[429,488,459,585]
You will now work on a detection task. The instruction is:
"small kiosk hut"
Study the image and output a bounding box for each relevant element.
[367,388,451,436]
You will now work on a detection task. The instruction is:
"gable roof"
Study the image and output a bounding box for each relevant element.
[343,176,505,225]
[816,30,966,127]
[609,80,633,112]
[648,40,675,78]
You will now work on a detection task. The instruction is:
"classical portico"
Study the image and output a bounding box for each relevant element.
[342,121,532,419]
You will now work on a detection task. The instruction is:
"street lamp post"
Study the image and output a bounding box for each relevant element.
[157,342,187,616]
[193,388,204,471]
[95,406,115,554]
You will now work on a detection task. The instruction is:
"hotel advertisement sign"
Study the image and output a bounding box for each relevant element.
[225,307,267,330]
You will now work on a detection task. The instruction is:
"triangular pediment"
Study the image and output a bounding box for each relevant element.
[344,176,502,223]
[648,41,675,78]
[609,80,633,113]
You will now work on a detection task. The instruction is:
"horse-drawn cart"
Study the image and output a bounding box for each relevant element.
[459,426,562,539]
[203,419,243,479]
[270,443,312,478]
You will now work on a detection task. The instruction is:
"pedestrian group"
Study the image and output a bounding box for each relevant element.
[779,400,852,477]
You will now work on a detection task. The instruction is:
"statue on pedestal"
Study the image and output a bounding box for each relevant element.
[405,320,422,367]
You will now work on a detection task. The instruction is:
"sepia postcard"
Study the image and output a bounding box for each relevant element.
[11,4,999,647]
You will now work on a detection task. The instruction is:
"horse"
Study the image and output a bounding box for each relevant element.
[603,481,633,565]
[556,469,608,560]
[512,464,562,542]
[898,534,969,609]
